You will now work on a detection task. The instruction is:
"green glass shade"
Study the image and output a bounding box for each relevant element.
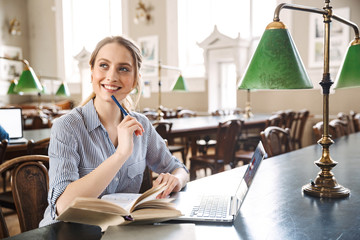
[14,67,43,93]
[334,42,360,89]
[7,80,18,94]
[172,75,187,91]
[56,82,70,96]
[239,27,313,90]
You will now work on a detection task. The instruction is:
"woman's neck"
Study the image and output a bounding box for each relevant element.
[93,97,122,128]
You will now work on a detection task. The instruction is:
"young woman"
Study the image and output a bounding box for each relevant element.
[40,36,188,227]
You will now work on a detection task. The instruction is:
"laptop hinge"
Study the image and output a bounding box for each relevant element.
[230,196,238,216]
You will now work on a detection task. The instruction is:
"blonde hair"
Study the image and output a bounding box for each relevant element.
[80,36,142,110]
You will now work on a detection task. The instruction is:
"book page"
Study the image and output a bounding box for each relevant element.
[101,193,142,211]
[65,197,129,215]
[130,183,167,212]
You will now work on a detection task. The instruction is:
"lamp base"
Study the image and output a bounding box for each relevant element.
[302,177,350,199]
[243,106,253,119]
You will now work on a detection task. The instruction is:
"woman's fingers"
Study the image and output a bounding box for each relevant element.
[154,173,180,198]
[121,116,144,136]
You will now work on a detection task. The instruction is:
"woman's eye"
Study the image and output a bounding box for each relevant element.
[100,63,108,68]
[119,67,129,72]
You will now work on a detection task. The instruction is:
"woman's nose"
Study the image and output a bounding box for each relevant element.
[106,67,118,81]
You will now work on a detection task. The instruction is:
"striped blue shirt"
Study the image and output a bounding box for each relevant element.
[40,99,187,227]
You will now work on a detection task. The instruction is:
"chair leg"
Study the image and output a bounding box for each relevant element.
[181,149,187,167]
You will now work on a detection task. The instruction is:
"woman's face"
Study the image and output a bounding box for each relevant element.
[91,42,136,104]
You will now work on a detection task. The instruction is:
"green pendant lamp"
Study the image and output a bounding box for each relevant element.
[7,79,18,94]
[334,39,360,89]
[239,21,313,90]
[56,82,71,97]
[13,60,43,93]
[171,74,188,91]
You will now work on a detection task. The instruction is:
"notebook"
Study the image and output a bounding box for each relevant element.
[0,108,27,145]
[171,141,266,223]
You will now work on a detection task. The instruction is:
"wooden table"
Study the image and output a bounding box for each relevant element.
[6,132,360,239]
[5,129,51,161]
[166,114,270,156]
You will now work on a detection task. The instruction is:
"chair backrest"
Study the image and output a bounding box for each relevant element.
[352,112,360,132]
[215,119,242,165]
[329,119,349,138]
[139,166,153,193]
[337,112,355,134]
[260,126,293,157]
[0,139,8,165]
[265,114,282,128]
[152,120,174,144]
[0,155,49,233]
[291,110,310,149]
[211,109,226,116]
[313,120,344,142]
[143,111,158,121]
[275,110,296,129]
[177,109,197,118]
[313,121,324,142]
[27,137,50,155]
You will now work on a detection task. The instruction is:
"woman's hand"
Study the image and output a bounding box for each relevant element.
[115,115,144,159]
[153,173,181,199]
[153,168,188,198]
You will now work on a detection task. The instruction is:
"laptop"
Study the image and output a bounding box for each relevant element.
[171,141,266,223]
[0,108,28,145]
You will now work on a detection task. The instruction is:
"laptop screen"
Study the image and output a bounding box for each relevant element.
[0,108,23,139]
[235,142,266,207]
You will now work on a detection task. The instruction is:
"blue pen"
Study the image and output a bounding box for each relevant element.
[111,95,128,116]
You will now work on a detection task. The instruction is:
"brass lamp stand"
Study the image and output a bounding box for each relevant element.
[144,61,182,121]
[272,0,358,198]
[239,0,359,198]
[243,89,253,119]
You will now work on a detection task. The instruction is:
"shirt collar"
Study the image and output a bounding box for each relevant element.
[83,99,102,132]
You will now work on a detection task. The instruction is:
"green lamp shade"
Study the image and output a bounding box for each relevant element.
[239,27,313,90]
[334,43,360,89]
[14,67,43,93]
[56,82,70,96]
[172,75,187,91]
[7,80,18,94]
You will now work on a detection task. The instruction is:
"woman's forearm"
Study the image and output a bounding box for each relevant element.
[56,152,127,214]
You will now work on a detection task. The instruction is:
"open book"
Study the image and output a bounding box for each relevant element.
[56,183,182,231]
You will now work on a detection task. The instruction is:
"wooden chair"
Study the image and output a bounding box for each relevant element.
[189,119,241,180]
[0,139,8,192]
[152,121,187,166]
[260,126,293,158]
[24,115,51,130]
[290,110,310,149]
[0,207,9,239]
[143,111,158,121]
[275,110,296,129]
[337,112,355,134]
[239,114,281,151]
[351,111,360,132]
[265,114,283,128]
[177,109,197,118]
[27,137,50,155]
[329,119,349,138]
[139,166,153,193]
[0,155,49,233]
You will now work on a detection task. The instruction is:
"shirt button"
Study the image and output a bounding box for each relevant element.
[115,177,119,182]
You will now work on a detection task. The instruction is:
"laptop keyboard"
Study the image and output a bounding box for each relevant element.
[190,195,228,219]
